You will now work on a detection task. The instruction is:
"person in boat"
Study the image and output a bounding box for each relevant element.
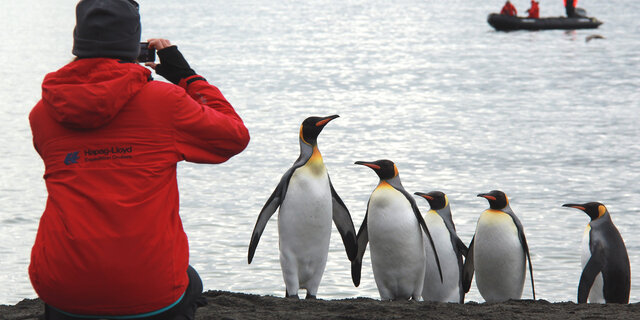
[526,0,539,18]
[501,0,518,16]
[564,0,578,17]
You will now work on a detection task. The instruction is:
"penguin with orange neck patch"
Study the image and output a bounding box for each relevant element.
[414,191,468,303]
[351,159,443,301]
[562,202,630,304]
[462,190,535,302]
[248,115,357,299]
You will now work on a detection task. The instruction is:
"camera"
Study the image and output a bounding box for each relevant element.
[137,42,155,62]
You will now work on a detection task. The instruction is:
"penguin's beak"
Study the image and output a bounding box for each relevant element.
[315,114,339,127]
[477,193,496,201]
[354,161,380,170]
[562,203,586,211]
[563,203,600,221]
[414,192,433,200]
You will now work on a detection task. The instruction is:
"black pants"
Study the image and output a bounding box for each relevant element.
[44,266,207,320]
[565,5,576,17]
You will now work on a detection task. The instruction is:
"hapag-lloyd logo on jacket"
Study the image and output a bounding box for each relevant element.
[84,146,133,156]
[64,145,134,165]
[64,151,80,165]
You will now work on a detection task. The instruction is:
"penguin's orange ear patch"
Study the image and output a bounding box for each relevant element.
[598,205,606,218]
[299,125,310,145]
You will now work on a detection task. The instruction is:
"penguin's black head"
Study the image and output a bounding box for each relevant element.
[562,202,608,221]
[355,159,398,180]
[477,190,509,210]
[300,115,339,146]
[414,191,447,210]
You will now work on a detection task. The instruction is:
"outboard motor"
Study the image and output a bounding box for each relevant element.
[575,7,587,17]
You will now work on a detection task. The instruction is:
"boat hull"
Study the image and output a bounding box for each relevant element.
[487,13,602,31]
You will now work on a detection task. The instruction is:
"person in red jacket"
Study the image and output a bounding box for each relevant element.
[527,0,540,18]
[500,0,518,16]
[28,0,249,319]
[564,0,578,17]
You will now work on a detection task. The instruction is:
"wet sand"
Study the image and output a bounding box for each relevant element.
[2,290,639,320]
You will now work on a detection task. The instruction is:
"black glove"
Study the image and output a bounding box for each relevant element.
[155,45,196,84]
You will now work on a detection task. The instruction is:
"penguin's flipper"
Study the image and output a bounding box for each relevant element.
[511,215,536,300]
[462,236,475,293]
[454,235,468,304]
[328,176,357,261]
[578,245,605,303]
[248,161,304,264]
[522,232,536,300]
[402,189,444,283]
[455,236,469,257]
[248,184,283,264]
[443,213,468,256]
[351,212,369,287]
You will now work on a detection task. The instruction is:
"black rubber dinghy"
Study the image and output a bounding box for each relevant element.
[487,13,602,31]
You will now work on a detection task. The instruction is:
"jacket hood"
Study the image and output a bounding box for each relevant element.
[42,58,151,129]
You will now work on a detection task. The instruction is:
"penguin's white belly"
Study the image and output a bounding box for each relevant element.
[278,165,332,291]
[368,186,425,300]
[423,212,460,303]
[474,211,525,303]
[581,226,604,303]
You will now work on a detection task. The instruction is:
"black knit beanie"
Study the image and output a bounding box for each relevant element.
[72,0,141,60]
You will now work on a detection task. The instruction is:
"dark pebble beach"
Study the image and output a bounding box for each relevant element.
[2,290,640,320]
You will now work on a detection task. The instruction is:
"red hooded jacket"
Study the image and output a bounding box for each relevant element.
[527,0,539,18]
[500,1,518,16]
[28,58,249,316]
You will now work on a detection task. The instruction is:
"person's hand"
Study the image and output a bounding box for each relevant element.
[144,38,196,84]
[144,38,173,70]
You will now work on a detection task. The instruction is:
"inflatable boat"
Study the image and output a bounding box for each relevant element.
[487,13,602,31]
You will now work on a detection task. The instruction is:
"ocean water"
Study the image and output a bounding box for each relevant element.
[1,0,639,305]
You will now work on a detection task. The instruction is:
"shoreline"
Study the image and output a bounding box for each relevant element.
[2,291,640,320]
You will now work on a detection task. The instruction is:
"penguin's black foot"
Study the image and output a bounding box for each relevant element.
[285,292,300,299]
[305,293,317,300]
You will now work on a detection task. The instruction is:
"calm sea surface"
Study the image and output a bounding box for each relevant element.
[1,0,639,305]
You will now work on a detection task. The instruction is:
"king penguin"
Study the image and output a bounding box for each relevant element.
[562,202,630,304]
[351,159,443,301]
[414,191,468,303]
[462,190,535,302]
[248,115,357,299]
